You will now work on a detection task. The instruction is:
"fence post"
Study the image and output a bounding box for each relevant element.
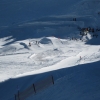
[33,84,36,93]
[18,90,20,100]
[15,94,16,100]
[52,76,54,84]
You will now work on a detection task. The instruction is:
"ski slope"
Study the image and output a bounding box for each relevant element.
[0,0,100,100]
[0,36,100,100]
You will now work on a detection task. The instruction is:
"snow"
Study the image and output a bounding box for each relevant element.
[0,36,100,100]
[0,0,100,100]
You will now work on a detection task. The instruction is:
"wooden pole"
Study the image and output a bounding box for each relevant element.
[18,91,20,100]
[52,76,54,84]
[15,94,16,100]
[33,84,36,93]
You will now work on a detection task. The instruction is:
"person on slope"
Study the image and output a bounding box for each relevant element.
[29,42,31,46]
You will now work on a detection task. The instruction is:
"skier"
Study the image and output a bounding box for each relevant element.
[36,41,39,44]
[36,41,40,46]
[36,41,37,44]
[80,56,82,60]
[29,42,31,46]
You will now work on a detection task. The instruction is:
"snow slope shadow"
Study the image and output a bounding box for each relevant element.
[39,37,53,44]
[3,40,16,46]
[0,61,100,100]
[20,42,30,50]
[86,36,100,45]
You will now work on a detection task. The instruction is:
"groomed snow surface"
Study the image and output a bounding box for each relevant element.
[0,36,100,100]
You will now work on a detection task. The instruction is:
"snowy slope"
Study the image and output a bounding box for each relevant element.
[0,58,100,100]
[0,36,100,100]
[0,0,100,41]
[0,0,100,100]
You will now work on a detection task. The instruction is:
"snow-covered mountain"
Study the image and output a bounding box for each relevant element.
[0,0,100,100]
[0,0,100,40]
